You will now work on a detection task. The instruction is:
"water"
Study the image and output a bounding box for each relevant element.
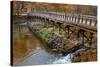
[13,22,73,66]
[52,53,73,64]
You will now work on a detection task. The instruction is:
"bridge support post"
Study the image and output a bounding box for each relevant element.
[65,25,70,39]
[66,26,70,39]
[82,30,85,45]
[45,18,48,28]
[59,23,61,34]
[77,30,80,39]
[52,22,55,33]
[56,23,61,34]
[89,33,93,46]
[35,16,37,22]
[42,18,45,27]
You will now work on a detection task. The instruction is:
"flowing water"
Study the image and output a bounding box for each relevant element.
[13,22,73,66]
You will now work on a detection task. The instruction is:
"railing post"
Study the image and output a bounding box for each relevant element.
[78,14,80,24]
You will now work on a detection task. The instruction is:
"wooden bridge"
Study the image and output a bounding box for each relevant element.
[27,11,97,48]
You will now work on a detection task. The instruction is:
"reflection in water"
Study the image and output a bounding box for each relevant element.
[13,23,72,66]
[13,23,40,64]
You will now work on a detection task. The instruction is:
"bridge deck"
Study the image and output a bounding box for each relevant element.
[28,11,97,33]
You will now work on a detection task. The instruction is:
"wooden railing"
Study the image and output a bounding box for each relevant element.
[28,11,97,32]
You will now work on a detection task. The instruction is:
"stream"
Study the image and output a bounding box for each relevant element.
[13,22,74,66]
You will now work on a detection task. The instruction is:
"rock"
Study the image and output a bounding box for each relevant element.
[72,49,97,62]
[51,49,58,52]
[63,39,80,49]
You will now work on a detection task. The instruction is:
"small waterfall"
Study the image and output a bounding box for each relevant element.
[52,53,74,64]
[52,48,86,64]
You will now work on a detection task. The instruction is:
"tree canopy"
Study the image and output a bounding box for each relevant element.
[12,1,97,16]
